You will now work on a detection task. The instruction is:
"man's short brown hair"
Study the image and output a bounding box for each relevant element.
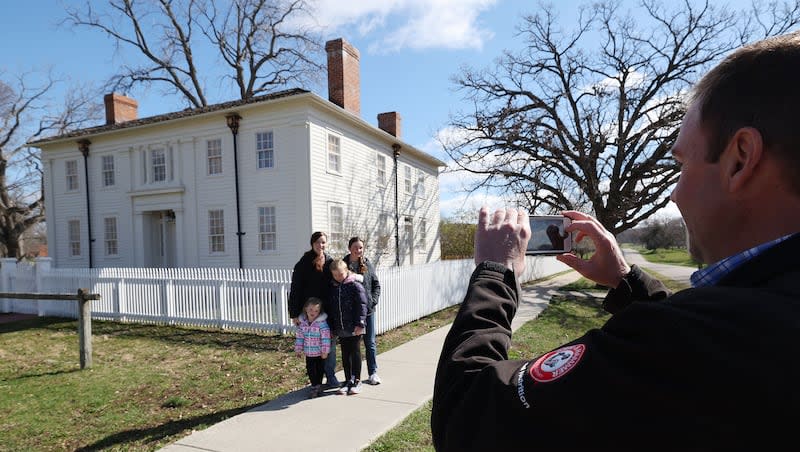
[690,32,800,192]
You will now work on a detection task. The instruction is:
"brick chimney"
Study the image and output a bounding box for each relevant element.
[378,112,402,138]
[326,38,360,116]
[104,93,138,125]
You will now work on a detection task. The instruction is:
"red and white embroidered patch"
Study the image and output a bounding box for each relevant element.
[529,344,586,383]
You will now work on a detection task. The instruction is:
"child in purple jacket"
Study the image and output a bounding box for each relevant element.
[294,297,331,398]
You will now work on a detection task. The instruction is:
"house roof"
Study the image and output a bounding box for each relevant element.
[27,88,446,168]
[28,88,309,146]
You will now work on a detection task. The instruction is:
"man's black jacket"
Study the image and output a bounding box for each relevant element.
[432,235,800,451]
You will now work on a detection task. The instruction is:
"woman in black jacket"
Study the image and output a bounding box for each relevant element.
[288,231,339,387]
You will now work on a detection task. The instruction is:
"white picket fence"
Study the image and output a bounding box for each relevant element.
[0,256,570,335]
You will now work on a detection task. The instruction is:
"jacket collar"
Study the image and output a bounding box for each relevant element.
[717,232,800,287]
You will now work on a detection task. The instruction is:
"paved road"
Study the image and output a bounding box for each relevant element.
[622,248,696,287]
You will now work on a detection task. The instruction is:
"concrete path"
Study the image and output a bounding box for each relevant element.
[158,270,582,452]
[622,248,697,287]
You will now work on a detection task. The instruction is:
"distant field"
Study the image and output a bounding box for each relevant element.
[629,246,698,267]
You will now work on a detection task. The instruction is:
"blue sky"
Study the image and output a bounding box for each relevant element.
[2,0,757,220]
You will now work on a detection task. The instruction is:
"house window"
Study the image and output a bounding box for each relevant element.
[417,169,426,198]
[208,209,225,253]
[377,212,391,251]
[376,154,387,185]
[404,165,413,195]
[258,206,277,252]
[404,216,413,253]
[329,204,344,251]
[207,138,222,175]
[418,219,427,249]
[104,217,118,256]
[151,148,166,182]
[327,134,341,174]
[256,131,274,169]
[101,155,115,187]
[68,219,81,257]
[66,160,78,191]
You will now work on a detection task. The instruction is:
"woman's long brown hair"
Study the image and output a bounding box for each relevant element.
[310,231,327,272]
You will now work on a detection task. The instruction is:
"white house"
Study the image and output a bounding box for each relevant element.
[30,38,445,269]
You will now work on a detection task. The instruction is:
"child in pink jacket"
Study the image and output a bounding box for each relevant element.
[294,297,331,398]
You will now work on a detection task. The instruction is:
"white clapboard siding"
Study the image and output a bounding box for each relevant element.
[0,256,571,335]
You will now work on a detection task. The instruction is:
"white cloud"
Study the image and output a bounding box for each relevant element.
[309,0,497,53]
[440,191,507,220]
[660,200,681,219]
[420,126,521,218]
[418,127,488,192]
[418,125,473,161]
[584,69,647,96]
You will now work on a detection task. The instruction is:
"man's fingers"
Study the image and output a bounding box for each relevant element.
[562,210,592,221]
[518,209,531,238]
[565,219,603,237]
[501,208,519,231]
[564,211,606,233]
[492,208,506,226]
[517,209,527,225]
[556,253,586,272]
[506,208,518,223]
[478,206,490,229]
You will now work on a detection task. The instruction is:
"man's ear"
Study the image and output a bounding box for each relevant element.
[722,127,764,192]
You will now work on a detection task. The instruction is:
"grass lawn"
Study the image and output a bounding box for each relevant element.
[0,306,459,451]
[629,246,699,268]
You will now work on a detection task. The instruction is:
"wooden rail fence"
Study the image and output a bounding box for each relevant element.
[0,289,100,369]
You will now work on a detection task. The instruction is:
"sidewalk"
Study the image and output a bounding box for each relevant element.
[622,248,696,286]
[158,270,583,452]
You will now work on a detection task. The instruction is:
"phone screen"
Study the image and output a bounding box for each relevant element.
[527,216,570,254]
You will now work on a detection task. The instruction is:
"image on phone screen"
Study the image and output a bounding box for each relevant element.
[527,216,571,255]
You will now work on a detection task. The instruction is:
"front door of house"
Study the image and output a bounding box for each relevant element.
[144,210,177,267]
[162,211,176,267]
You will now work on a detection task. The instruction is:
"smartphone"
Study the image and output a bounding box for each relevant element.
[526,215,572,255]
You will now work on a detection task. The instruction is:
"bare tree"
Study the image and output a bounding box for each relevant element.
[443,0,800,234]
[0,73,100,258]
[64,0,324,108]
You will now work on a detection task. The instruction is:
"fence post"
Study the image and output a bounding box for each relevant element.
[77,288,93,369]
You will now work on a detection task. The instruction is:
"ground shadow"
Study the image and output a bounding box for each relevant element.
[12,367,82,380]
[250,385,343,412]
[75,403,264,451]
[0,316,67,334]
[2,316,295,353]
